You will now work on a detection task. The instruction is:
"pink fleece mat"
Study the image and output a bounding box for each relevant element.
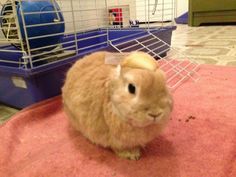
[0,65,236,177]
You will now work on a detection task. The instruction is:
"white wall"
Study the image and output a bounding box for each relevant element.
[0,0,189,42]
[176,0,188,17]
[59,0,136,32]
[136,0,174,22]
[57,0,105,33]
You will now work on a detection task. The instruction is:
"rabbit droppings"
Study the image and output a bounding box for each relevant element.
[62,51,173,160]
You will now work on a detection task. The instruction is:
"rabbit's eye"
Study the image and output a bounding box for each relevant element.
[128,83,136,94]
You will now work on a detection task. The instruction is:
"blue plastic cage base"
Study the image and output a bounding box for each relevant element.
[0,26,176,108]
[175,12,188,24]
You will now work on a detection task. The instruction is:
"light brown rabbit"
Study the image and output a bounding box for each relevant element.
[62,51,173,160]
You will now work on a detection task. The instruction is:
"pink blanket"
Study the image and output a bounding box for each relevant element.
[0,65,235,177]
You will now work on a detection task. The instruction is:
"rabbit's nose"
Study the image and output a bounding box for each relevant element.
[148,112,162,119]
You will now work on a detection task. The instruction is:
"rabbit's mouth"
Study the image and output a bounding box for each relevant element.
[126,116,159,128]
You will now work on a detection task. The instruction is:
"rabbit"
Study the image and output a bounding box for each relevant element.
[62,51,173,160]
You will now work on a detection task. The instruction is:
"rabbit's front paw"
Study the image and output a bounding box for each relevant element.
[114,148,141,160]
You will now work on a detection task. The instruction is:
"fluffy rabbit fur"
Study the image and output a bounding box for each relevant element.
[62,51,173,160]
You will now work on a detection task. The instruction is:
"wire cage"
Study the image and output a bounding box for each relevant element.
[0,0,199,108]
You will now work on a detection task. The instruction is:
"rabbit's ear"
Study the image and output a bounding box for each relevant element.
[121,52,158,71]
[105,52,128,65]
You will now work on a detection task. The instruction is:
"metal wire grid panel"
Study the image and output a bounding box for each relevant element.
[108,30,200,90]
[0,0,200,90]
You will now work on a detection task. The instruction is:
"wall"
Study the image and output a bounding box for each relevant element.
[62,0,102,32]
[136,0,175,22]
[59,0,136,32]
[176,0,188,17]
[0,0,187,45]
[0,0,137,45]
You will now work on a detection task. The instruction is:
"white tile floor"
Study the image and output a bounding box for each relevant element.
[171,25,236,66]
